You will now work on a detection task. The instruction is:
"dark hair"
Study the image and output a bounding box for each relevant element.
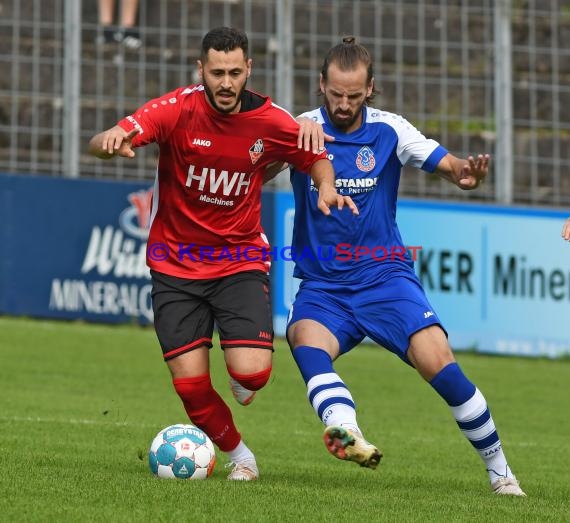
[321,36,377,102]
[201,26,249,61]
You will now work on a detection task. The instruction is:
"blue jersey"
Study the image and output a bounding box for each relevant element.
[290,106,448,284]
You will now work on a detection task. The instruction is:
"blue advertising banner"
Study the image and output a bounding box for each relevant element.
[398,200,570,358]
[0,173,154,324]
[0,173,274,326]
[270,192,570,358]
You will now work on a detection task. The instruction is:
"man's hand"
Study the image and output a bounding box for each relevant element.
[436,153,490,190]
[317,182,359,216]
[89,126,139,159]
[456,154,490,190]
[562,218,570,241]
[296,117,335,154]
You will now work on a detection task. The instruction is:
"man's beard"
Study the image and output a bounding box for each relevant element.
[203,80,247,114]
[324,97,364,131]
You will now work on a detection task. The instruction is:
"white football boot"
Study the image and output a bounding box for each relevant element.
[226,459,259,481]
[491,476,526,496]
[229,378,256,406]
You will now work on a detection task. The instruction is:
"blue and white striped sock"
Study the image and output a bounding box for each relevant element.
[430,362,513,483]
[292,346,359,431]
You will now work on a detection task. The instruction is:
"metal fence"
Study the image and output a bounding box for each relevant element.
[1,0,569,207]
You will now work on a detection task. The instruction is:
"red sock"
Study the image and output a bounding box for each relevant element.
[227,366,272,391]
[173,375,241,452]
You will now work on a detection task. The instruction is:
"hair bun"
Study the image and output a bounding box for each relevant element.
[342,36,356,45]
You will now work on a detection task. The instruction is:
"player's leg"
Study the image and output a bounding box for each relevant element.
[357,272,524,493]
[407,327,526,496]
[225,348,273,405]
[359,272,525,495]
[151,270,254,480]
[219,347,270,480]
[287,286,381,469]
[212,270,274,480]
[167,348,243,454]
[214,270,274,407]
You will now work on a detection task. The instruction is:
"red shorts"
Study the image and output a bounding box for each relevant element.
[151,269,274,360]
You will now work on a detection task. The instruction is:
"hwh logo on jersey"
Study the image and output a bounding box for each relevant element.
[186,164,251,196]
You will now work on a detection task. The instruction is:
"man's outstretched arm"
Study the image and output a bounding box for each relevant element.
[435,153,490,190]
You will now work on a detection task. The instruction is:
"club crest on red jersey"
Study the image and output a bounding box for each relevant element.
[355,146,376,172]
[249,139,264,165]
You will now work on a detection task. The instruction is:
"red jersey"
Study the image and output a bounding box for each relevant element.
[118,85,327,279]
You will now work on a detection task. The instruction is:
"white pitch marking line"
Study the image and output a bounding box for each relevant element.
[0,415,157,428]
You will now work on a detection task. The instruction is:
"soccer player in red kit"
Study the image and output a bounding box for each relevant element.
[89,26,357,480]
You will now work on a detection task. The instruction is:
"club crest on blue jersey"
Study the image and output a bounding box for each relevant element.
[355,146,376,172]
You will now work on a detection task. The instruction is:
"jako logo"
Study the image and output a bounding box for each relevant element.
[192,138,211,147]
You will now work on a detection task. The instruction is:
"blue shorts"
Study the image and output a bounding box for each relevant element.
[287,269,445,364]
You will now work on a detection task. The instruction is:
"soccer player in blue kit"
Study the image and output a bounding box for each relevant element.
[269,37,525,496]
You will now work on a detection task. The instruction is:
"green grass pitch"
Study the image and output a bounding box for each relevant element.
[0,316,569,522]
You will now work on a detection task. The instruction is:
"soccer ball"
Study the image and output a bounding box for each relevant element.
[148,424,216,479]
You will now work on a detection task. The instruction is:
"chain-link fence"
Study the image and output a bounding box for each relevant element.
[1,0,569,206]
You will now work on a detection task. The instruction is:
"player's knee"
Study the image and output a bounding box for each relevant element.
[227,366,272,391]
[173,374,213,405]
